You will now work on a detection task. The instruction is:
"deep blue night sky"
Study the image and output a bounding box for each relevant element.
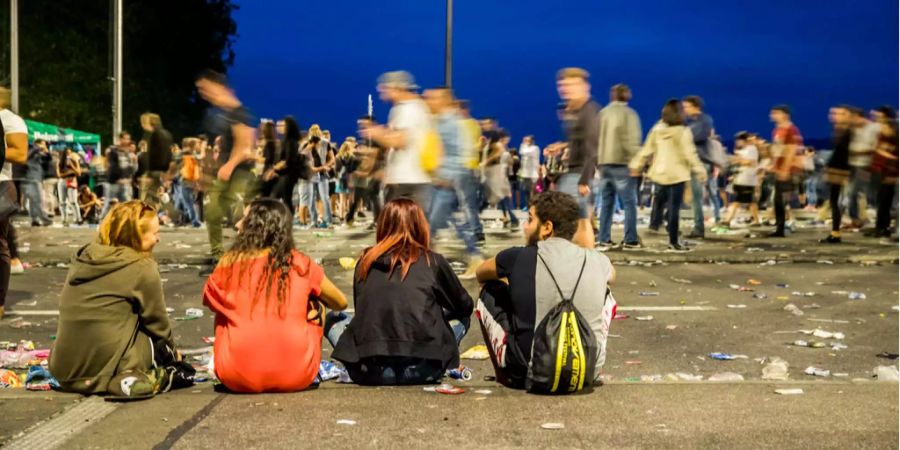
[228,0,898,147]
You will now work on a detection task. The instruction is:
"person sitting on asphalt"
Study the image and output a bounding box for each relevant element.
[50,201,184,397]
[326,198,473,385]
[203,198,348,393]
[474,191,617,389]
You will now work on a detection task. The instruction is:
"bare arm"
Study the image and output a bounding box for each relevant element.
[228,123,254,165]
[4,133,28,165]
[318,275,348,311]
[475,258,500,284]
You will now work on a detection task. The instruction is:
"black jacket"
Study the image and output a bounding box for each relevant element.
[333,251,473,369]
[146,129,173,172]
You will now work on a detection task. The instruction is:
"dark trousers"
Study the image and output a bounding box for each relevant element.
[876,183,896,232]
[774,181,793,234]
[659,182,684,245]
[346,183,381,223]
[649,184,668,231]
[272,175,299,212]
[829,184,842,233]
[476,281,529,389]
[0,216,11,307]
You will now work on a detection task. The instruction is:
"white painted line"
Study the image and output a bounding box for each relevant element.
[618,306,718,311]
[4,396,118,450]
[5,310,60,316]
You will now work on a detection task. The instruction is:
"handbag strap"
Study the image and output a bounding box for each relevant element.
[537,252,587,303]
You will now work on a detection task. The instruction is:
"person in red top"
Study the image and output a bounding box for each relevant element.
[768,105,803,237]
[203,198,348,393]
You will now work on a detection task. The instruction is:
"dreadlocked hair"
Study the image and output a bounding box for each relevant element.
[221,198,304,316]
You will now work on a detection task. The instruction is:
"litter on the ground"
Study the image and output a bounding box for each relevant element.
[776,283,790,288]
[435,384,465,395]
[474,389,492,395]
[24,365,59,391]
[783,304,804,316]
[761,357,789,380]
[670,277,692,284]
[541,423,565,430]
[635,316,654,321]
[446,367,473,381]
[460,345,490,360]
[792,340,826,348]
[876,352,899,360]
[848,292,867,300]
[874,365,899,381]
[775,388,804,395]
[638,292,659,297]
[798,329,844,340]
[727,304,747,309]
[665,325,678,330]
[709,353,748,360]
[747,279,762,285]
[708,372,744,381]
[185,308,204,318]
[338,257,357,270]
[807,318,850,324]
[804,366,830,377]
[0,368,22,388]
[336,419,357,425]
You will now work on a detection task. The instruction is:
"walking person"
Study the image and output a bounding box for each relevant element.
[345,115,384,228]
[362,71,433,209]
[767,105,804,237]
[596,83,642,250]
[868,107,899,238]
[819,105,853,243]
[258,121,282,198]
[100,131,137,219]
[518,135,540,210]
[195,70,259,276]
[305,126,335,228]
[138,113,174,209]
[272,116,305,214]
[57,147,82,226]
[176,138,202,228]
[0,87,29,318]
[719,132,761,227]
[630,99,707,252]
[845,107,881,229]
[545,67,600,249]
[23,140,52,226]
[458,100,486,245]
[682,95,717,239]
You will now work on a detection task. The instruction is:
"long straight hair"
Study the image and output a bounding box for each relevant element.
[357,198,431,281]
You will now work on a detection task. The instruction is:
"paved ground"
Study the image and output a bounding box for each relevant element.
[0,211,898,449]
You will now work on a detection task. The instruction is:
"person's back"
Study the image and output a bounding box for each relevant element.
[203,199,347,393]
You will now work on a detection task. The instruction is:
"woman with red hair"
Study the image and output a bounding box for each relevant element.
[327,198,473,385]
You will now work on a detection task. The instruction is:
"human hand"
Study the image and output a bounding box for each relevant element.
[578,184,590,197]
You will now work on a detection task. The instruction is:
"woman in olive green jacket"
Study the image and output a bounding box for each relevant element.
[49,201,177,397]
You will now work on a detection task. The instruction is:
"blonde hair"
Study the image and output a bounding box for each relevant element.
[0,87,10,109]
[338,141,354,157]
[141,112,162,130]
[308,124,322,138]
[556,67,590,81]
[97,201,157,253]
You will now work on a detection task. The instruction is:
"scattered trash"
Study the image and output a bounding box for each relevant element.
[541,423,565,430]
[776,284,790,288]
[761,357,790,380]
[174,316,199,321]
[729,284,754,292]
[318,360,351,383]
[799,329,844,340]
[792,340,826,348]
[707,372,744,382]
[435,384,465,395]
[791,292,816,297]
[783,304,804,316]
[613,313,629,320]
[336,419,357,426]
[775,388,804,395]
[635,316,654,321]
[876,352,899,360]
[638,292,659,297]
[709,353,748,361]
[649,280,658,287]
[807,318,850,324]
[185,308,204,318]
[460,345,489,360]
[804,366,830,377]
[640,374,663,382]
[803,303,821,309]
[16,300,37,307]
[747,279,762,286]
[474,389,492,395]
[745,247,764,253]
[165,307,175,314]
[24,365,59,391]
[0,369,22,388]
[874,365,899,381]
[816,260,834,265]
[752,293,768,300]
[831,343,848,351]
[338,257,356,270]
[848,292,867,300]
[670,277,692,284]
[665,325,678,330]
[447,367,473,381]
[672,373,703,381]
[727,305,747,309]
[776,296,790,301]
[831,290,849,295]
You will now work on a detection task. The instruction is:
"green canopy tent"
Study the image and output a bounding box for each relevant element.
[24,120,101,147]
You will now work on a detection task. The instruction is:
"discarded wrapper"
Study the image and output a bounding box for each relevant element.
[460,345,490,360]
[435,384,465,395]
[775,388,804,395]
[339,257,357,270]
[635,316,654,321]
[541,423,565,430]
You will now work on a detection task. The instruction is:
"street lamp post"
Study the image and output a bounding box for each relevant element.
[444,0,452,88]
[112,0,123,138]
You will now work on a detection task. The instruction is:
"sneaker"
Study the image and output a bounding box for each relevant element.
[475,234,486,247]
[819,235,841,244]
[749,222,763,228]
[621,241,644,250]
[357,211,366,219]
[665,243,691,253]
[686,231,705,239]
[864,228,891,238]
[31,221,40,227]
[646,227,660,234]
[509,223,520,233]
[596,241,617,251]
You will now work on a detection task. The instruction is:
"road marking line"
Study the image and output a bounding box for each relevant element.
[5,310,60,316]
[4,396,118,450]
[618,306,717,311]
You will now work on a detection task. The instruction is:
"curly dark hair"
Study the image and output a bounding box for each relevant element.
[530,191,580,241]
[224,198,303,315]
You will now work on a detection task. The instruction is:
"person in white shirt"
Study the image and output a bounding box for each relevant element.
[720,132,760,226]
[517,135,540,208]
[846,107,881,228]
[0,87,29,319]
[362,71,432,209]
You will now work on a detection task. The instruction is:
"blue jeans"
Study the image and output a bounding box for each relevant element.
[690,163,719,233]
[429,172,480,255]
[175,182,200,226]
[597,165,638,244]
[325,311,469,385]
[499,197,519,226]
[100,180,133,219]
[554,173,592,219]
[847,167,871,220]
[22,180,49,223]
[309,177,332,225]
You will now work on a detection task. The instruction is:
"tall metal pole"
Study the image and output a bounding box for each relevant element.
[444,0,452,88]
[112,0,123,138]
[10,0,19,112]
